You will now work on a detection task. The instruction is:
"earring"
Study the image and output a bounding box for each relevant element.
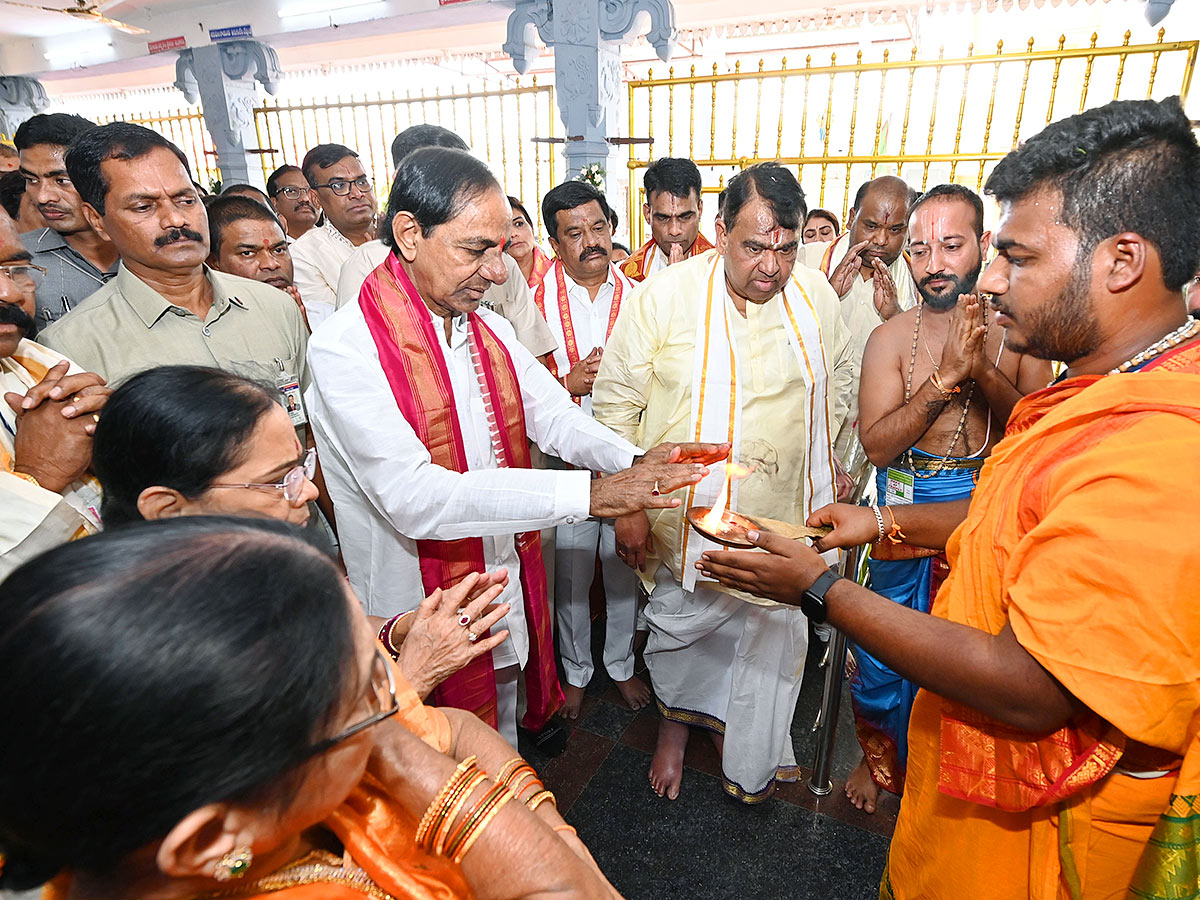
[214,846,253,882]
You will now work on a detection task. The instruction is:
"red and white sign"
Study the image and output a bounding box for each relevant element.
[148,36,187,54]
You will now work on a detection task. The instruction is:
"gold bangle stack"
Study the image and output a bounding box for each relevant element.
[416,755,480,848]
[444,781,515,863]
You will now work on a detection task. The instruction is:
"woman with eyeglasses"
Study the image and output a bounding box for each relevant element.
[90,364,512,701]
[0,517,620,899]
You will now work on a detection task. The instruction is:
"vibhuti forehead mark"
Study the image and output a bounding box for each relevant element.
[769,226,783,245]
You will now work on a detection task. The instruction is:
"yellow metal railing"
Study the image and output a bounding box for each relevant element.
[626,29,1198,246]
[253,79,558,235]
[95,109,221,192]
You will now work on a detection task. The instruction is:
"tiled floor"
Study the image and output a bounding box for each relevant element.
[518,630,900,900]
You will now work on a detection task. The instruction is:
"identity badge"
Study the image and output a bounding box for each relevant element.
[884,467,915,506]
[274,358,307,427]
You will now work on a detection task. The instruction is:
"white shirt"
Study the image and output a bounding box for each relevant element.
[335,242,558,358]
[291,221,360,330]
[305,300,639,670]
[540,262,631,417]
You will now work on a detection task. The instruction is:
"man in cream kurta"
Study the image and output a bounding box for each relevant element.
[803,176,919,464]
[594,164,856,802]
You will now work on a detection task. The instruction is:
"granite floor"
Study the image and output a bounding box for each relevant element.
[518,627,900,900]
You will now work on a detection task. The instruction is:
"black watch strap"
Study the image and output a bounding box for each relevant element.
[801,569,842,623]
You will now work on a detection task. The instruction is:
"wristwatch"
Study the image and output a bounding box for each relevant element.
[800,569,843,624]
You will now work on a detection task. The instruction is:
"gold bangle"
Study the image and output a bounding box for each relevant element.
[451,789,514,864]
[445,783,513,861]
[432,772,487,856]
[527,789,557,811]
[11,471,41,489]
[554,824,577,836]
[416,755,479,847]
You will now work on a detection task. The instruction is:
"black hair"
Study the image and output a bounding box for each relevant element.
[266,164,303,197]
[379,147,499,249]
[301,143,359,188]
[0,170,25,220]
[221,183,271,204]
[205,195,285,257]
[643,157,702,203]
[852,175,912,213]
[508,195,533,226]
[92,366,279,526]
[390,124,468,169]
[722,162,805,231]
[541,181,612,242]
[608,207,619,232]
[804,207,840,233]
[64,122,191,215]
[0,516,354,890]
[985,96,1200,291]
[909,183,986,239]
[12,113,96,153]
[613,241,630,255]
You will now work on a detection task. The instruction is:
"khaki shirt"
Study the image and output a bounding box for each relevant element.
[39,264,310,394]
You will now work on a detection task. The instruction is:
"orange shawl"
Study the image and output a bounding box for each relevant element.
[886,341,1200,899]
[620,233,714,283]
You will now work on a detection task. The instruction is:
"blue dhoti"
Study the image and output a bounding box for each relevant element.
[851,449,980,793]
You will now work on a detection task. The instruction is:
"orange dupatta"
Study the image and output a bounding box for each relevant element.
[620,233,714,283]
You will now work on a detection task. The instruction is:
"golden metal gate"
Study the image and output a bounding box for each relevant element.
[625,29,1198,246]
[253,78,558,235]
[94,109,221,192]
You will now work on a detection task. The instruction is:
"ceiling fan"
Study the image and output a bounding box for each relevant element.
[2,0,149,34]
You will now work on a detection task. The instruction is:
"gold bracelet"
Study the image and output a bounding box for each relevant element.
[11,471,41,489]
[452,789,514,864]
[415,755,479,847]
[527,789,557,811]
[432,772,487,856]
[496,758,525,785]
[445,782,513,861]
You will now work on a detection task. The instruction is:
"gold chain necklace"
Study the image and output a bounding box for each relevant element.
[904,302,975,478]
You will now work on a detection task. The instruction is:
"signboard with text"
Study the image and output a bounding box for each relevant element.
[148,36,187,54]
[209,24,253,42]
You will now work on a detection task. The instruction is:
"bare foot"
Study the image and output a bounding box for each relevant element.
[561,683,586,721]
[707,730,724,757]
[845,756,879,813]
[614,675,652,710]
[649,719,689,800]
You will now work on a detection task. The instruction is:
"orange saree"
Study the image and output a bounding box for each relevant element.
[884,340,1200,900]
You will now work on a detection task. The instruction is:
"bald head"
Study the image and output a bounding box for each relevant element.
[849,175,912,269]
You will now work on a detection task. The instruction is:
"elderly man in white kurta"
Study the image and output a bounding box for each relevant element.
[534,179,649,721]
[803,175,919,463]
[594,163,857,802]
[305,147,709,747]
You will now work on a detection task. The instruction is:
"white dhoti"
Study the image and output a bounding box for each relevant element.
[645,566,809,801]
[555,518,638,687]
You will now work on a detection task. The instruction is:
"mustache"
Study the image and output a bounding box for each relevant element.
[580,246,608,260]
[154,227,205,247]
[37,203,70,215]
[0,302,36,338]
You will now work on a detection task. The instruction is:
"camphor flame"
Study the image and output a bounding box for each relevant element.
[698,462,754,534]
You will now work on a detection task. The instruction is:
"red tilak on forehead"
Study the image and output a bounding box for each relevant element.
[770,227,783,245]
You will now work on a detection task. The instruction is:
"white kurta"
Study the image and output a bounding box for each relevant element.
[291,221,359,331]
[536,261,640,688]
[305,299,640,674]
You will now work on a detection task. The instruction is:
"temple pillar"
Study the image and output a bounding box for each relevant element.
[0,76,50,139]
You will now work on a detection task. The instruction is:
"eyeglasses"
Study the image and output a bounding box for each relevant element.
[312,176,372,196]
[305,648,399,757]
[0,262,47,292]
[271,185,308,200]
[208,446,317,506]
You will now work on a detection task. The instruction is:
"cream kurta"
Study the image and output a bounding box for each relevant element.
[593,250,855,596]
[803,235,919,461]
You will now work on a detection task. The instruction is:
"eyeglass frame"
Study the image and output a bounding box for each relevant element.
[304,647,399,758]
[311,176,373,197]
[270,185,308,200]
[0,261,48,287]
[207,446,317,505]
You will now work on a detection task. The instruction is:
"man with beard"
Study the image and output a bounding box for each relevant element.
[38,123,310,409]
[804,175,920,462]
[844,183,1050,814]
[206,194,309,329]
[0,209,108,577]
[267,164,319,241]
[699,97,1200,898]
[290,144,377,329]
[14,114,119,327]
[534,180,646,721]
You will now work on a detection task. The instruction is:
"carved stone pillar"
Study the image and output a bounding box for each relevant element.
[505,0,675,189]
[0,76,50,139]
[174,40,283,188]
